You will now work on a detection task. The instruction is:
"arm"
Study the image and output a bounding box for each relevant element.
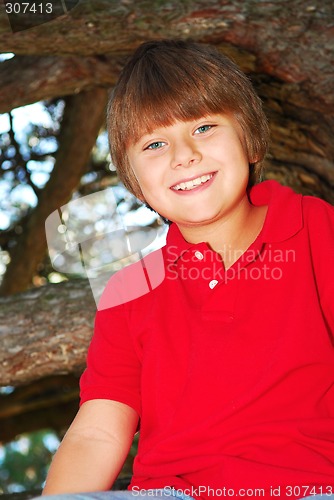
[42,399,139,495]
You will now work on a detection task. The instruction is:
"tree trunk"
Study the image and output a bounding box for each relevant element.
[0,88,108,296]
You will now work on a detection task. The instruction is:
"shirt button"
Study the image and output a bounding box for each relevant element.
[194,250,204,260]
[209,279,218,289]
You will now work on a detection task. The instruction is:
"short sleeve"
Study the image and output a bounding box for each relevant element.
[305,196,334,338]
[80,303,142,416]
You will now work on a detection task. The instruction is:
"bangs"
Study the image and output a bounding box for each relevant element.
[126,97,220,147]
[117,47,240,147]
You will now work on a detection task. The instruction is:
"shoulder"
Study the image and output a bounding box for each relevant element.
[300,195,334,260]
[302,194,334,228]
[303,194,334,212]
[98,246,166,311]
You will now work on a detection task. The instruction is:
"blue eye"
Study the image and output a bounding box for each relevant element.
[146,141,165,150]
[195,125,212,134]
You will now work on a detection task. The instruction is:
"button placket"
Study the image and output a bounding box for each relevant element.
[178,245,226,297]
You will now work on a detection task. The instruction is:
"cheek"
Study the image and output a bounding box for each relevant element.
[137,171,155,190]
[135,173,159,202]
[227,140,250,168]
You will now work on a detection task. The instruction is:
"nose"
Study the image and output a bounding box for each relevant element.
[170,137,202,169]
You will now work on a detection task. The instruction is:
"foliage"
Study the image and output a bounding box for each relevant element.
[0,430,59,493]
[0,100,62,229]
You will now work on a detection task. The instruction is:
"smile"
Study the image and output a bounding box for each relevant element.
[171,173,214,191]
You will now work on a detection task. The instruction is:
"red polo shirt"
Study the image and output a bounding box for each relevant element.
[80,180,334,498]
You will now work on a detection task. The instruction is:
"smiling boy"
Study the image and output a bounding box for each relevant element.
[42,40,334,499]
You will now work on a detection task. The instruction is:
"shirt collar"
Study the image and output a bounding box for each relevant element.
[249,180,303,243]
[165,222,195,264]
[165,180,303,264]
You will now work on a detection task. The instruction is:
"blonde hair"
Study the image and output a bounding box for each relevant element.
[108,39,269,199]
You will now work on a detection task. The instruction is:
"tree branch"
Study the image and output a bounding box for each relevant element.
[0,0,333,112]
[7,113,41,198]
[0,374,80,443]
[0,279,95,386]
[0,55,122,114]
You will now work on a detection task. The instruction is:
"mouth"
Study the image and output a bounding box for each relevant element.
[171,172,216,192]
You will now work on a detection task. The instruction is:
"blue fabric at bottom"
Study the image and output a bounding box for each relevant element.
[38,489,194,500]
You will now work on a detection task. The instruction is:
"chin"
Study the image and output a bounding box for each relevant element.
[177,215,218,227]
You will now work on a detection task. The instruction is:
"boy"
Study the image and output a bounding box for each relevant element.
[42,40,334,499]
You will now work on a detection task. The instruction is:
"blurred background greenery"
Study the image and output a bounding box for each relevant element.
[0,430,59,493]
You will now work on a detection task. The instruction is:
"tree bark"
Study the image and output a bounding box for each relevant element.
[0,55,122,114]
[0,279,95,386]
[0,87,108,296]
[0,0,333,111]
[0,0,333,200]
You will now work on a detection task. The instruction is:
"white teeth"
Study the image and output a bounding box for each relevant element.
[172,174,213,191]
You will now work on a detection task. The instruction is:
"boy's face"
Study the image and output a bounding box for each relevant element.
[127,113,252,229]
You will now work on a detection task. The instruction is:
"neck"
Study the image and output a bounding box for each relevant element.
[176,197,267,269]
